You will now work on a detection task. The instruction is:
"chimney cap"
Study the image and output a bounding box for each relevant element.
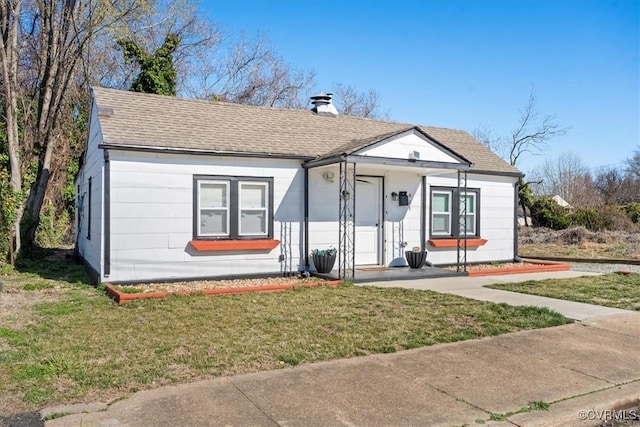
[310,92,333,102]
[310,92,338,116]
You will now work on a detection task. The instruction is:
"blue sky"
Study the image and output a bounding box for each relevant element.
[200,0,639,174]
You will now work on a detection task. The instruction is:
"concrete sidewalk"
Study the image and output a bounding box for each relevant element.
[363,270,630,321]
[44,312,640,427]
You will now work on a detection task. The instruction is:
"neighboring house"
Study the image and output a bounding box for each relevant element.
[551,195,572,209]
[75,87,522,283]
[517,195,571,227]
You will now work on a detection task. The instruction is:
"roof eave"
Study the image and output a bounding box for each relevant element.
[305,154,472,171]
[468,168,523,178]
[98,143,314,160]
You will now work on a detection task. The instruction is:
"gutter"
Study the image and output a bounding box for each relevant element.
[98,143,313,161]
[304,154,472,171]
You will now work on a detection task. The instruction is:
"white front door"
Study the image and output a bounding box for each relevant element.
[355,176,382,265]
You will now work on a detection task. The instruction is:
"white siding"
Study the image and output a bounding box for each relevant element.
[359,131,461,164]
[308,167,517,268]
[382,171,424,266]
[75,100,104,280]
[308,166,425,268]
[106,151,304,282]
[426,173,517,265]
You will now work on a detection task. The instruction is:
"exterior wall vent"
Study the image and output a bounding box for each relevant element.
[310,93,339,117]
[98,106,114,117]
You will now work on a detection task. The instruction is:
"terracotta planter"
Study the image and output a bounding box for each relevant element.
[405,250,428,269]
[313,254,336,273]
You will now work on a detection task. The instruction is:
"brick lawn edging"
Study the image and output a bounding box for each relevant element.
[105,280,342,304]
[465,259,570,277]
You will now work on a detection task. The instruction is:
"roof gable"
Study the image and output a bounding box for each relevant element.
[91,87,521,175]
[354,127,471,165]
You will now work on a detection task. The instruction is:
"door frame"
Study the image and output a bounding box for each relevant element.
[355,174,385,265]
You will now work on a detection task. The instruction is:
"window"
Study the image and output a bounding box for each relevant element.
[194,175,273,240]
[429,187,480,238]
[460,192,476,236]
[431,191,451,235]
[198,181,229,236]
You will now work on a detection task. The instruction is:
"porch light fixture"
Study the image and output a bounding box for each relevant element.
[322,171,335,183]
[391,192,398,201]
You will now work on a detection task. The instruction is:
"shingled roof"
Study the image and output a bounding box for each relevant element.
[92,87,521,175]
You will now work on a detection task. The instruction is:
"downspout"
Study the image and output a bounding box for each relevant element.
[304,166,310,271]
[514,180,520,262]
[103,149,111,277]
[420,175,426,252]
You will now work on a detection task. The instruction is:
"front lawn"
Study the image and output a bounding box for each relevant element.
[487,273,640,311]
[0,252,570,418]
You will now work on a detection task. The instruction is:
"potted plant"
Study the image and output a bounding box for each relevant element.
[405,246,428,269]
[311,247,337,273]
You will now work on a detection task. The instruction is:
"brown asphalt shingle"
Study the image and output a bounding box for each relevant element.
[92,87,521,175]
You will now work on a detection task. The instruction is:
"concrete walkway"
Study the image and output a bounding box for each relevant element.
[42,272,640,426]
[363,270,630,321]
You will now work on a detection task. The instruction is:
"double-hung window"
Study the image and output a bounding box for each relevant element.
[431,191,452,235]
[460,192,477,236]
[430,187,480,238]
[194,175,273,240]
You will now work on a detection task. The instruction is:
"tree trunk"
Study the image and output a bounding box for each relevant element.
[0,0,24,260]
[521,200,530,227]
[24,150,53,246]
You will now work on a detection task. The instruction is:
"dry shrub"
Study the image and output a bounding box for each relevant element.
[594,231,621,244]
[559,227,597,245]
[597,206,639,232]
[518,226,559,245]
[520,226,639,246]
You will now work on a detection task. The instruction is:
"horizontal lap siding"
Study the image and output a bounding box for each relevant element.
[360,132,460,164]
[107,151,303,282]
[75,102,104,278]
[383,172,423,266]
[308,167,424,268]
[426,174,517,265]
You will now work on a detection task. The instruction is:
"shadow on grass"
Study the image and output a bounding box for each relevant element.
[13,247,93,286]
[0,411,44,427]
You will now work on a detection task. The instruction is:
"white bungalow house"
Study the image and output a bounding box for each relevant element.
[75,87,522,283]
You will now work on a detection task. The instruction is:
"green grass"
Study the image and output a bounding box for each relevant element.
[486,401,550,423]
[0,253,571,416]
[487,273,640,310]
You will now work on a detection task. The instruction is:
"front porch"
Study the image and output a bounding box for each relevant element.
[313,265,464,284]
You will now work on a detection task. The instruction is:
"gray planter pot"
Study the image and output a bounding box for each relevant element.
[405,250,428,269]
[312,254,336,274]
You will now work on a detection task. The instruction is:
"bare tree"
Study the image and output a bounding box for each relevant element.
[331,83,387,119]
[471,88,569,226]
[471,126,500,153]
[474,88,569,167]
[626,146,640,179]
[0,0,149,257]
[529,152,596,207]
[593,167,635,205]
[183,34,315,108]
[0,0,23,262]
[506,90,569,166]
